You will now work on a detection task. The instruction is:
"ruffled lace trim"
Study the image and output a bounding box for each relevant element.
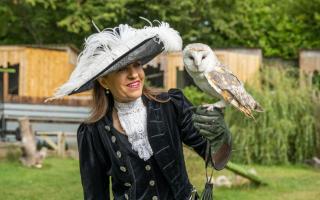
[114,97,153,161]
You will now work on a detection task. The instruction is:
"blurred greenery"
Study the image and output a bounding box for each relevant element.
[313,71,320,89]
[1,155,320,200]
[184,66,319,165]
[0,0,319,58]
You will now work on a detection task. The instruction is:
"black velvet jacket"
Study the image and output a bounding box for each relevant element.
[77,89,231,200]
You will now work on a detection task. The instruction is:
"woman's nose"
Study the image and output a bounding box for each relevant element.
[127,66,139,78]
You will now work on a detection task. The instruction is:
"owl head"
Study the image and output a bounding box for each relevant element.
[183,43,219,73]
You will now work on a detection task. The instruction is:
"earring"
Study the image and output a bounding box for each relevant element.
[106,89,110,94]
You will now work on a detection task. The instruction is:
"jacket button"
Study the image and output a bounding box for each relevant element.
[116,151,122,158]
[124,193,129,200]
[145,164,151,171]
[152,196,158,200]
[124,182,131,187]
[120,166,126,172]
[149,180,155,186]
[104,125,110,131]
[111,136,116,143]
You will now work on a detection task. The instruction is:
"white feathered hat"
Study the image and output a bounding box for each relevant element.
[47,20,182,100]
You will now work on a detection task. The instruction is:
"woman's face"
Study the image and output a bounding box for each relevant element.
[98,62,145,103]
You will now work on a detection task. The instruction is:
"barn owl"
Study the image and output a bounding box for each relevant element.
[183,43,263,118]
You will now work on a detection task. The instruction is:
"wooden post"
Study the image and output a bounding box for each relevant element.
[19,117,46,168]
[57,132,66,157]
[163,52,183,90]
[37,131,66,157]
[3,62,8,102]
[19,117,37,166]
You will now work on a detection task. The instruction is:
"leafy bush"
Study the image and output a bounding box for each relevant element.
[183,67,319,165]
[1,0,319,58]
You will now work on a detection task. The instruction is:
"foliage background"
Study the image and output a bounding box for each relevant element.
[1,0,319,58]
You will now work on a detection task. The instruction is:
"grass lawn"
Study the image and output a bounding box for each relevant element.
[0,148,319,200]
[184,148,320,200]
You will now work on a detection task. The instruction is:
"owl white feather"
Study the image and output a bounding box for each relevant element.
[183,43,263,118]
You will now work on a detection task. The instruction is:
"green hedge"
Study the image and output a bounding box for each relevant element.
[183,67,319,165]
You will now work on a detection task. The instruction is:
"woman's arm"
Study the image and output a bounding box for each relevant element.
[169,89,207,157]
[77,123,111,200]
[168,88,231,170]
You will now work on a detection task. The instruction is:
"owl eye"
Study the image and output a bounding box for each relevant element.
[189,56,194,61]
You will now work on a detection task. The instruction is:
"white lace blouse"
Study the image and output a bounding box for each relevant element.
[114,97,153,161]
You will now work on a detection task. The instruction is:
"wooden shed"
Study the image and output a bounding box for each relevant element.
[0,45,90,106]
[0,45,90,135]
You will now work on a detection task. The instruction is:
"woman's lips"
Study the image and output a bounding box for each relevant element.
[127,81,140,89]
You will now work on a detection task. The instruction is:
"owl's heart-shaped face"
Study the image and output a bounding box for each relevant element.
[183,43,218,73]
[183,51,208,72]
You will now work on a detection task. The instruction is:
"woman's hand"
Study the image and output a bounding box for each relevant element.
[192,106,232,170]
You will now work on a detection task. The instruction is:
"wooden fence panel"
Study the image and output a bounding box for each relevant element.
[152,49,262,89]
[300,50,320,74]
[215,49,262,83]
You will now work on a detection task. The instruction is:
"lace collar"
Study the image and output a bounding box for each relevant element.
[114,97,145,115]
[113,97,153,161]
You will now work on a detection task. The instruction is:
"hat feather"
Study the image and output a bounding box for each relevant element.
[142,21,182,51]
[46,20,182,100]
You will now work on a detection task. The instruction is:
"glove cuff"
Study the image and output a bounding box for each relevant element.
[210,136,232,170]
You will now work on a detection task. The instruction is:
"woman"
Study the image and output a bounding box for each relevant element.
[48,20,231,200]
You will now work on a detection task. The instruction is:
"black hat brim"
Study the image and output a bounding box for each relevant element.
[69,36,164,95]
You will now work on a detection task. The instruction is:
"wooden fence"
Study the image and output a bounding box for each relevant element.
[300,50,320,74]
[147,48,262,89]
[1,46,262,102]
[299,50,320,85]
[35,131,77,157]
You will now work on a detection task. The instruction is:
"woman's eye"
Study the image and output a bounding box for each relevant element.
[202,55,206,60]
[189,56,194,60]
[117,67,126,72]
[134,62,142,68]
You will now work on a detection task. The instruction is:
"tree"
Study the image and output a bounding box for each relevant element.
[1,0,319,59]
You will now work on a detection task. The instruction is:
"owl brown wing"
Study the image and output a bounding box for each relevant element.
[204,64,256,117]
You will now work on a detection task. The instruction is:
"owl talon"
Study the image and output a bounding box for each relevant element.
[206,105,215,111]
[200,104,215,111]
[201,101,226,112]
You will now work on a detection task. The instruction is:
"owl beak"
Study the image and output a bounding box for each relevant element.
[195,58,201,65]
[194,61,201,70]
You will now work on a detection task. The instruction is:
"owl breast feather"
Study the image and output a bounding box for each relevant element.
[192,73,220,98]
